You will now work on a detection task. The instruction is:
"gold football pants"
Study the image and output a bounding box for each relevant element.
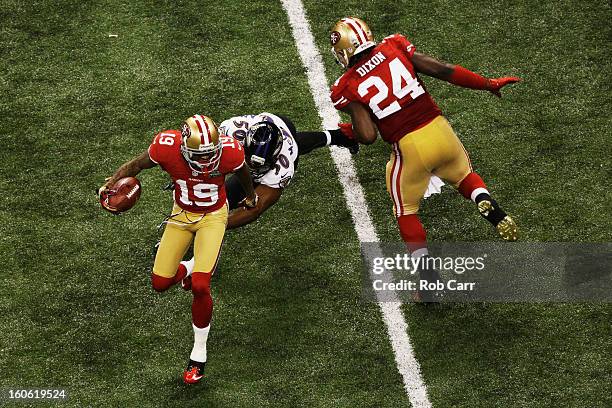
[152,203,228,278]
[386,115,472,216]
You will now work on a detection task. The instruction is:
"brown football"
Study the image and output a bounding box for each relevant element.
[104,177,142,214]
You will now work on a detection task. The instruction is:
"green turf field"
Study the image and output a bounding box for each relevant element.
[1,0,610,407]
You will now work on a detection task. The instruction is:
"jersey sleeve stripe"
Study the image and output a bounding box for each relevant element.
[231,160,245,172]
[147,145,159,164]
[333,97,348,106]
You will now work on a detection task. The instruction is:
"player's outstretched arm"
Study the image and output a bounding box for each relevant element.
[411,52,521,97]
[98,150,156,196]
[227,185,283,230]
[340,102,378,144]
[233,164,258,208]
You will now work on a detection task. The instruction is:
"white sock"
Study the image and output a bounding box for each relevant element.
[411,248,429,259]
[470,187,490,203]
[323,130,332,146]
[190,323,210,363]
[181,258,195,277]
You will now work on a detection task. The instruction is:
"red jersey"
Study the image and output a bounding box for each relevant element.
[148,130,245,213]
[330,34,442,143]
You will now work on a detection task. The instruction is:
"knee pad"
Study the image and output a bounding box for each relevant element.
[151,273,174,292]
[191,273,212,297]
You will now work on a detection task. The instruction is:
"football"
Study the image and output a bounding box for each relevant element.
[101,177,142,214]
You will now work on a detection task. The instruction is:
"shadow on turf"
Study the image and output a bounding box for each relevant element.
[167,376,213,399]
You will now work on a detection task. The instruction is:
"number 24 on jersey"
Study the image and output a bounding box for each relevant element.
[357,57,425,119]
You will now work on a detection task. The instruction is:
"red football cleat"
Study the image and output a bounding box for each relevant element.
[183,360,205,384]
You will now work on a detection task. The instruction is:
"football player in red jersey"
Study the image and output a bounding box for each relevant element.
[98,115,257,384]
[328,18,519,295]
[170,113,375,286]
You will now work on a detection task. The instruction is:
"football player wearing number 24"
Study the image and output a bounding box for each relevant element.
[329,18,520,298]
[98,115,257,384]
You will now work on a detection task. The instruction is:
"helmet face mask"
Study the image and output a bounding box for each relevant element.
[330,17,375,69]
[180,115,222,173]
[183,147,221,168]
[245,122,283,175]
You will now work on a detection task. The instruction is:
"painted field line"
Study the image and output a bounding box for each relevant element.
[280,1,432,407]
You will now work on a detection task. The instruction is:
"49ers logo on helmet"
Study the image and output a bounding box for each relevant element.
[330,31,341,45]
[181,122,191,138]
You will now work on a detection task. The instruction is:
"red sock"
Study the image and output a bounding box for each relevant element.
[397,214,427,253]
[458,172,489,201]
[151,265,188,292]
[191,273,213,328]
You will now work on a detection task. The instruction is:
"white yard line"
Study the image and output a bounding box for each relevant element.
[280,1,432,407]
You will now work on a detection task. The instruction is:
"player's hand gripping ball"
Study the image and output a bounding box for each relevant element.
[99,177,142,214]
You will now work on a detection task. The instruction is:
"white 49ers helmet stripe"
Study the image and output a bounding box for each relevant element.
[201,117,212,145]
[181,114,222,173]
[342,17,367,44]
[193,115,211,145]
[331,17,375,69]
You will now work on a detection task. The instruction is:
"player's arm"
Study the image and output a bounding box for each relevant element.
[99,150,156,196]
[411,52,520,97]
[227,185,283,229]
[233,163,258,207]
[340,102,378,144]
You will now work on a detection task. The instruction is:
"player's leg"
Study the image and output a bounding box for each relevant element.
[425,116,518,241]
[294,129,359,155]
[151,215,194,292]
[176,175,254,291]
[182,204,228,384]
[289,116,357,156]
[294,129,357,154]
[274,113,358,154]
[387,137,443,302]
[386,137,431,254]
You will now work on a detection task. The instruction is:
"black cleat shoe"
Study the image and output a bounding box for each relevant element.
[415,257,445,304]
[478,200,518,241]
[183,359,205,384]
